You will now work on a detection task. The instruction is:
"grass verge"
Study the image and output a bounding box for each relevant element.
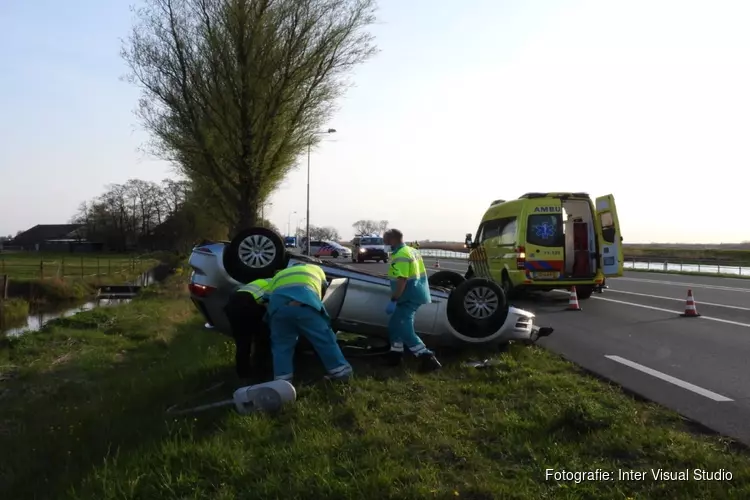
[0,298,29,326]
[0,252,164,305]
[1,275,749,499]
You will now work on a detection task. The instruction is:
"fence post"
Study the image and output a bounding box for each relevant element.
[40,259,44,279]
[97,257,100,277]
[80,256,84,278]
[1,274,8,300]
[61,257,66,278]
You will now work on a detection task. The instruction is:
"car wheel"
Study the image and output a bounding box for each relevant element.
[332,251,339,259]
[575,285,594,300]
[446,278,509,341]
[223,226,287,283]
[428,270,465,289]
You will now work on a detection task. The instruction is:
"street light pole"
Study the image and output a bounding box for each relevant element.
[306,128,336,256]
[287,211,297,237]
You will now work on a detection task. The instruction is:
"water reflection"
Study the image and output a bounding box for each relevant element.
[1,298,131,337]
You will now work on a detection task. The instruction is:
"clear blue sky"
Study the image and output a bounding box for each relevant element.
[2,0,749,243]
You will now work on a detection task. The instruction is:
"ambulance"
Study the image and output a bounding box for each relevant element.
[463,192,623,299]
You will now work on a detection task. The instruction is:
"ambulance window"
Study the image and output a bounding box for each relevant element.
[481,219,504,242]
[527,214,563,247]
[499,218,517,245]
[600,212,615,243]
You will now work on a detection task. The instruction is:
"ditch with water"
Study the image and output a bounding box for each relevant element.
[0,264,172,337]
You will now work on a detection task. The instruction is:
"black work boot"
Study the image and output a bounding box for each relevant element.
[383,350,403,367]
[418,353,442,373]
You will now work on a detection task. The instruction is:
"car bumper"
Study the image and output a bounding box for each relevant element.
[357,251,387,259]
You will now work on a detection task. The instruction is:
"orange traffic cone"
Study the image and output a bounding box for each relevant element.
[434,260,440,269]
[680,289,701,317]
[565,286,582,311]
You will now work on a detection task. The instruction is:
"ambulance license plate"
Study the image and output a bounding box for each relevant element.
[533,272,559,280]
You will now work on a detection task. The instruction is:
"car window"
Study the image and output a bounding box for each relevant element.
[526,214,564,247]
[361,237,383,245]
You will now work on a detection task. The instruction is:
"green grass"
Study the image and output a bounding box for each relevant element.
[0,252,157,281]
[1,275,750,499]
[0,298,29,325]
[0,252,161,305]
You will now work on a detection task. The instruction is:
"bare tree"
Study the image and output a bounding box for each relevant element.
[122,0,378,236]
[352,219,382,235]
[301,224,340,241]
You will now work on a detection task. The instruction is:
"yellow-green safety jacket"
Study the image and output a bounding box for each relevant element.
[266,263,328,316]
[388,244,431,305]
[236,278,271,304]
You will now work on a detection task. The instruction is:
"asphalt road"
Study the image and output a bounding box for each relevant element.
[338,256,750,445]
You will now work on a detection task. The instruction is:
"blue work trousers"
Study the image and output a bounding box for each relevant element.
[269,304,352,381]
[388,302,432,356]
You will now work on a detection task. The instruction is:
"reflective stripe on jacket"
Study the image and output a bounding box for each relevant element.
[388,244,431,305]
[237,278,271,304]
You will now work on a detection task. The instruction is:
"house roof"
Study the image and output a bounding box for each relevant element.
[11,224,84,245]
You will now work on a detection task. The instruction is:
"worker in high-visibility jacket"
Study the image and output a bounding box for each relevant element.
[265,263,352,382]
[383,229,442,372]
[224,278,273,379]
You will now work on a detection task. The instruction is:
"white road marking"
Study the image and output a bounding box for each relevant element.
[616,277,750,293]
[591,296,750,329]
[607,289,750,312]
[604,355,734,402]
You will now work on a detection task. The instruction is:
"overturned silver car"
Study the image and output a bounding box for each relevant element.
[188,227,553,348]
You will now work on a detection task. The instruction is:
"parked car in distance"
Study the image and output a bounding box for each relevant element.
[304,240,352,259]
[351,235,390,263]
[187,227,554,350]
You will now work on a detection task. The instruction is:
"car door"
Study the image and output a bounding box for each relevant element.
[468,223,492,278]
[524,199,565,280]
[595,194,624,277]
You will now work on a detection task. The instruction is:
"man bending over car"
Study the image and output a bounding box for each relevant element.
[224,278,273,380]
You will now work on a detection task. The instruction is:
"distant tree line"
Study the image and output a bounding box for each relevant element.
[71,178,280,253]
[294,225,340,241]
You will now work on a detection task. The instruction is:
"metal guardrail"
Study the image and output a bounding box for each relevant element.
[412,250,750,278]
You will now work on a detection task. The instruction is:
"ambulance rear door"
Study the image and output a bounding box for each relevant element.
[595,194,624,277]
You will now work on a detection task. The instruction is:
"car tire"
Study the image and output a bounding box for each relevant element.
[428,270,466,289]
[576,285,594,300]
[446,278,509,340]
[223,226,287,283]
[332,251,339,259]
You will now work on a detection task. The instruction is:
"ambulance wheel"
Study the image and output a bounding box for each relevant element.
[576,286,594,300]
[332,251,340,258]
[428,270,465,289]
[447,278,509,340]
[223,226,287,283]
